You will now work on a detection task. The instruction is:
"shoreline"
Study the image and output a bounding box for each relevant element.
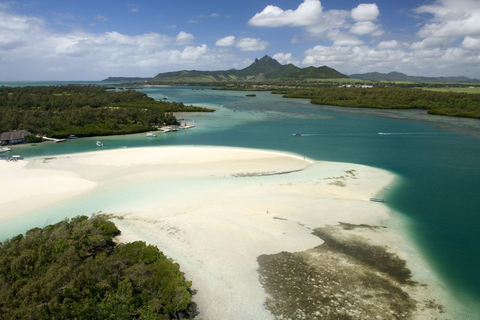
[0,146,454,319]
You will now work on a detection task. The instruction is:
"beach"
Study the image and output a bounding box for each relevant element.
[0,146,452,319]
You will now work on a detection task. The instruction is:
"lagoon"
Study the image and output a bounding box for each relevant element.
[3,85,480,318]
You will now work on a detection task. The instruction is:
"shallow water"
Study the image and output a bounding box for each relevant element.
[3,86,480,318]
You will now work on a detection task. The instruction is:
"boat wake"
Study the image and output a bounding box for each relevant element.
[299,133,320,137]
[378,132,433,136]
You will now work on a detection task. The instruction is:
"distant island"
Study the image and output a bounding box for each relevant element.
[349,71,480,83]
[103,55,480,84]
[103,55,347,84]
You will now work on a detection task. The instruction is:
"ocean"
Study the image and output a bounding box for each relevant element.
[2,85,480,318]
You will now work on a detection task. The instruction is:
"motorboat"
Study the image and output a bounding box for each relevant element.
[292,132,301,136]
[146,133,157,137]
[0,147,11,153]
[96,141,103,147]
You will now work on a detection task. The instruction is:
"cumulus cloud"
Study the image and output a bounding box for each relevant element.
[248,0,322,27]
[377,40,399,49]
[350,21,382,36]
[0,10,228,80]
[414,0,480,40]
[272,52,300,65]
[175,31,194,45]
[351,3,379,21]
[350,4,382,36]
[249,0,383,41]
[462,36,480,50]
[236,37,269,51]
[215,35,236,47]
[302,42,480,77]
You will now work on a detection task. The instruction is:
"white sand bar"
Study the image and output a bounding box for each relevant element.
[0,146,450,319]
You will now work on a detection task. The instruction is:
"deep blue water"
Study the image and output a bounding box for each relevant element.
[3,85,480,317]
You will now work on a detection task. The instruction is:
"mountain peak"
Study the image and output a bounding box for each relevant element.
[150,55,347,82]
[241,56,282,75]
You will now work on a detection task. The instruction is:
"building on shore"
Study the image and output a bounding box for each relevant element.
[0,130,33,145]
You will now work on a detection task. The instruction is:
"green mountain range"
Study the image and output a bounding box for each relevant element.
[103,55,347,84]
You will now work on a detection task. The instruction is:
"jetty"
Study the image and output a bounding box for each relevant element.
[42,137,66,143]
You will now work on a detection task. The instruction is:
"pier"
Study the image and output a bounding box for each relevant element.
[42,137,66,143]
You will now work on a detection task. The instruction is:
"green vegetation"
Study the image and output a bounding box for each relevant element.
[0,215,195,319]
[420,87,480,94]
[0,85,213,138]
[282,87,480,119]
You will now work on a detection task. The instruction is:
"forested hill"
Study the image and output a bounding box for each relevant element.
[103,55,348,83]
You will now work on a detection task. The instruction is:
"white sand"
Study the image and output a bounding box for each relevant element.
[0,146,451,319]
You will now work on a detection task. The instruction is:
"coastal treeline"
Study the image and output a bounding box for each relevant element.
[0,215,195,319]
[0,85,213,138]
[282,87,480,119]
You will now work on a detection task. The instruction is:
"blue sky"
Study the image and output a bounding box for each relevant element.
[1,0,480,80]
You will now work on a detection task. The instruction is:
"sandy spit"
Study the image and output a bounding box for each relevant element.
[0,146,452,319]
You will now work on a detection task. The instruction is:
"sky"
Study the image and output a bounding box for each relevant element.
[1,0,480,80]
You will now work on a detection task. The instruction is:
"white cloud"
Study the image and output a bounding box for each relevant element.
[272,52,300,65]
[377,40,399,49]
[0,10,231,80]
[350,21,382,36]
[176,44,208,62]
[326,29,363,46]
[411,37,453,49]
[175,31,194,45]
[248,0,322,27]
[236,37,269,51]
[248,1,383,40]
[414,0,480,40]
[351,4,379,21]
[215,36,236,47]
[462,36,480,50]
[349,4,382,36]
[302,42,480,77]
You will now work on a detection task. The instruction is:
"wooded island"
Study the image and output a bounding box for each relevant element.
[0,85,213,140]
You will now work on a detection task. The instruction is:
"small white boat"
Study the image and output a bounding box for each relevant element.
[0,147,11,153]
[96,141,103,147]
[292,132,301,136]
[146,133,157,137]
[370,198,385,202]
[162,129,170,133]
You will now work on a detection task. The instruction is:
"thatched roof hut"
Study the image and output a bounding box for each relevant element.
[0,130,33,145]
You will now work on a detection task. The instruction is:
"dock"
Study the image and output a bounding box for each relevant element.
[42,137,66,143]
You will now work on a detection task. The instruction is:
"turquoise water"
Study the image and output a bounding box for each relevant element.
[3,86,480,317]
